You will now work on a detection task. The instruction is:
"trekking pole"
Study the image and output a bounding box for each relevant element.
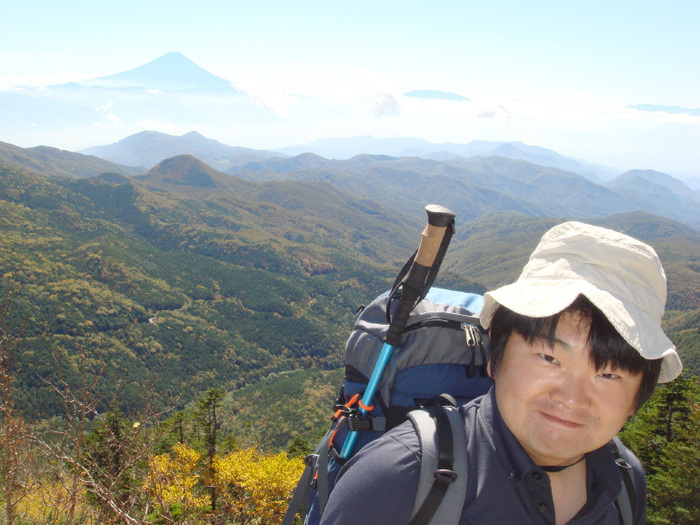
[340,204,456,459]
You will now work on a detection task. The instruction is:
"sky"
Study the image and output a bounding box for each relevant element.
[1,0,699,176]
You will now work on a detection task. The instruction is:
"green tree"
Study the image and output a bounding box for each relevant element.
[154,408,194,455]
[194,388,225,512]
[80,405,152,524]
[286,434,312,458]
[620,375,700,525]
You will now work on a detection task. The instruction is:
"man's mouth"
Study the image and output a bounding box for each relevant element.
[539,411,585,429]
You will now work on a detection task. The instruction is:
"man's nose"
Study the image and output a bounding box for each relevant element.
[551,372,591,409]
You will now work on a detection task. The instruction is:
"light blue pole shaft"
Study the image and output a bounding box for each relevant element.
[340,341,396,458]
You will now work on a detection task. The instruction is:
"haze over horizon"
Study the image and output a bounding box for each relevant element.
[1,1,698,177]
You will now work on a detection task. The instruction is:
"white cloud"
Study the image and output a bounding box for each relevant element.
[631,108,700,125]
[91,112,123,127]
[249,88,296,117]
[221,62,405,106]
[0,51,133,88]
[95,100,114,112]
[373,93,401,118]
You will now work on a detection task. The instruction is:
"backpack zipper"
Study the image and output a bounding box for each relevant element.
[401,320,486,377]
[404,318,466,332]
[462,323,483,377]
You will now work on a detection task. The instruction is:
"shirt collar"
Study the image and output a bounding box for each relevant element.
[479,387,623,491]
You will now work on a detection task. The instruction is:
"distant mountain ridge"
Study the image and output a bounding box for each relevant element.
[79,52,236,91]
[81,130,282,171]
[0,140,140,178]
[232,151,700,228]
[274,136,618,182]
[404,90,470,101]
[7,133,700,228]
[85,131,619,182]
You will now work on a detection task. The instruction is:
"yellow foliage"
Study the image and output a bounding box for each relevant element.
[146,443,210,509]
[144,444,304,523]
[15,475,96,524]
[214,447,305,524]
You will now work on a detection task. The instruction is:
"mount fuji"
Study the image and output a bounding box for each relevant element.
[79,52,236,91]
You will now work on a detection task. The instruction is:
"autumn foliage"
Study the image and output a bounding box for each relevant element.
[145,442,304,524]
[214,447,304,523]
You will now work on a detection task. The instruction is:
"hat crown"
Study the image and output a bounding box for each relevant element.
[525,222,667,323]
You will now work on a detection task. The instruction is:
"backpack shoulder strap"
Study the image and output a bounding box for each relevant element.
[408,404,468,525]
[281,427,334,525]
[610,436,638,525]
[407,417,637,525]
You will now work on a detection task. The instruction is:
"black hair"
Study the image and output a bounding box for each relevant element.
[488,295,662,410]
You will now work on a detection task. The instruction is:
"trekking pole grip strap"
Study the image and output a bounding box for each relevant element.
[385,206,455,347]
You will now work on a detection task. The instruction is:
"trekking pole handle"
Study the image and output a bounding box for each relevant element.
[385,205,455,347]
[415,204,457,267]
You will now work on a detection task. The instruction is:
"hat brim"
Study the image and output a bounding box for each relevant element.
[480,278,682,383]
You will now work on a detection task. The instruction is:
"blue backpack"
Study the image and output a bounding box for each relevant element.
[282,287,493,525]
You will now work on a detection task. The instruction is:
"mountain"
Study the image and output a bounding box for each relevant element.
[134,154,243,191]
[232,153,700,228]
[608,169,699,198]
[233,152,335,176]
[404,90,470,101]
[85,130,617,184]
[132,154,422,254]
[274,136,618,181]
[81,130,282,171]
[605,170,700,226]
[79,52,236,91]
[273,136,431,158]
[1,53,696,182]
[0,140,141,178]
[684,176,700,192]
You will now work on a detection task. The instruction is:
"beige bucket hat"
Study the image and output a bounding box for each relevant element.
[480,221,682,383]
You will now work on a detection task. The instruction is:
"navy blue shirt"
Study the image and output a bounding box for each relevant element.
[321,388,646,524]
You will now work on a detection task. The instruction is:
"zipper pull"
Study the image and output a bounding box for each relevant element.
[462,323,478,377]
[462,323,475,346]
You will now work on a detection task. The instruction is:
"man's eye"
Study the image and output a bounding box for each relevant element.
[538,353,558,364]
[600,372,621,380]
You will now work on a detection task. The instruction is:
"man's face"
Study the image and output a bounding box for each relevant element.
[493,311,642,466]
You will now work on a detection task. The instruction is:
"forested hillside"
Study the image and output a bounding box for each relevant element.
[1,149,698,437]
[0,160,414,419]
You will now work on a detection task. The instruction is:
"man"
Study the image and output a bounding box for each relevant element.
[321,221,683,525]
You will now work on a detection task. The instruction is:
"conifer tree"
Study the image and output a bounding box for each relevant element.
[194,387,224,511]
[621,375,700,524]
